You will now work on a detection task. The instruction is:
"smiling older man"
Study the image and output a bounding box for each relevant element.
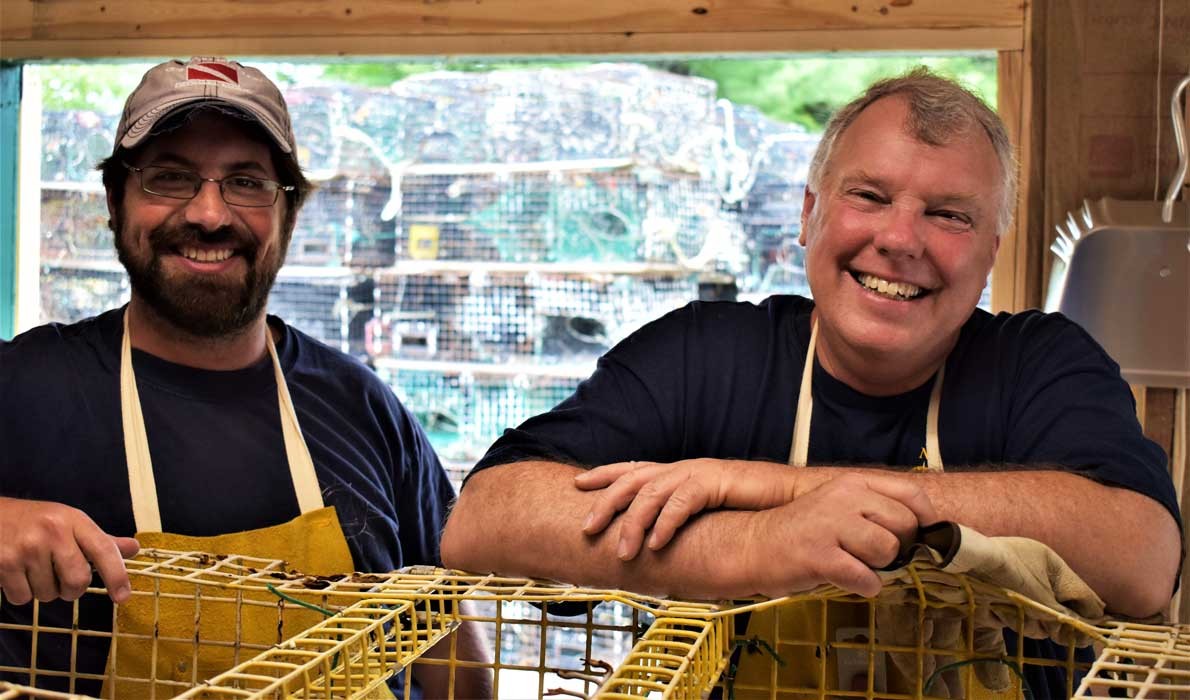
[442,67,1181,695]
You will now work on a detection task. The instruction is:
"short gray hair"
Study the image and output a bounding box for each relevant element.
[806,67,1017,235]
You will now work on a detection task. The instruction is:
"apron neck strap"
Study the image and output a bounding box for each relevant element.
[788,320,818,467]
[788,318,945,471]
[120,309,325,533]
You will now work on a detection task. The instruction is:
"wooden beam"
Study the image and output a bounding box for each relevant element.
[0,0,1025,58]
[1007,0,1046,312]
[0,27,1023,59]
[992,0,1043,314]
[994,48,1026,312]
[2,0,1024,42]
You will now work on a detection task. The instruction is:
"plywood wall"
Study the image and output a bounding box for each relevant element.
[1042,0,1190,276]
[1035,0,1190,621]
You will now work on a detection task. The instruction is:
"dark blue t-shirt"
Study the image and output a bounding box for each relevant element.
[471,294,1180,697]
[0,306,454,695]
[476,296,1175,511]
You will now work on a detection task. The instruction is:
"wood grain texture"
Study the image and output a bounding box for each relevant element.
[1040,0,1084,308]
[1,0,1024,42]
[0,0,35,39]
[1145,388,1179,457]
[1014,0,1045,311]
[993,0,1036,316]
[0,27,1023,59]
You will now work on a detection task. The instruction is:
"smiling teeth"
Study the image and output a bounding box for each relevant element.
[857,273,923,300]
[181,247,232,263]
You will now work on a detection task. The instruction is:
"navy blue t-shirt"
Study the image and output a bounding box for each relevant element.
[471,294,1180,696]
[476,296,1175,513]
[0,306,454,694]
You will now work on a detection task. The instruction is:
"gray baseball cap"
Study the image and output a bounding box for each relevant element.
[114,56,296,155]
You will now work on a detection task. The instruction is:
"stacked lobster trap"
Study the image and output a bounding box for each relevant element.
[369,269,698,366]
[368,264,698,473]
[2,547,1188,699]
[373,366,586,482]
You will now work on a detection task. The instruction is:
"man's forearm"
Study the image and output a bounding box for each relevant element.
[793,466,1181,617]
[441,461,766,599]
[442,459,1181,616]
[413,613,493,698]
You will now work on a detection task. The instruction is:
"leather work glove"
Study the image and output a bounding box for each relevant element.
[870,522,1107,697]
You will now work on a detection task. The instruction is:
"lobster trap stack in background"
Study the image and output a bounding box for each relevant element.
[3,547,1188,699]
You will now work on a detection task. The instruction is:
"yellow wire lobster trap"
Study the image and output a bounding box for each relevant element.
[0,548,1185,699]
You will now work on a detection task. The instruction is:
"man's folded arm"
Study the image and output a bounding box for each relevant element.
[441,460,761,599]
[443,459,1181,617]
[442,459,941,600]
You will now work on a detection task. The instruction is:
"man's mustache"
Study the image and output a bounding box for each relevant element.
[147,224,258,256]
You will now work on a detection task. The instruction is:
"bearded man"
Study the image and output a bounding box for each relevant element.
[0,57,489,698]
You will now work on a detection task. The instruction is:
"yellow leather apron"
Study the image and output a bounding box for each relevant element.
[104,311,360,697]
[731,319,955,698]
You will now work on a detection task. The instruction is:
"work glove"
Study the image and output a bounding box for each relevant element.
[872,522,1107,697]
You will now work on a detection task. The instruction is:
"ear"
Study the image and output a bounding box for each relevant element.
[987,231,1001,269]
[105,188,119,234]
[798,187,817,247]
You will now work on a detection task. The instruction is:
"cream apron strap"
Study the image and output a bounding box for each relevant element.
[925,363,946,472]
[121,312,324,533]
[788,316,946,471]
[121,311,163,533]
[788,319,819,467]
[265,329,325,514]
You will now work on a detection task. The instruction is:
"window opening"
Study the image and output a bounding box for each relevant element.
[24,55,997,478]
[18,55,996,695]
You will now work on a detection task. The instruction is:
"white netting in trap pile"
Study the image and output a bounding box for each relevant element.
[371,268,698,478]
[371,269,696,365]
[276,64,810,276]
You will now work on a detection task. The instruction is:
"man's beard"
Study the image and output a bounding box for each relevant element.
[115,222,284,338]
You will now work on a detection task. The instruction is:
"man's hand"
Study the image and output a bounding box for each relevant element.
[0,496,140,605]
[575,459,798,560]
[741,474,940,598]
[577,462,939,598]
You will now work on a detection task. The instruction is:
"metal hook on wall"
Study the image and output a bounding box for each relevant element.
[1161,73,1190,223]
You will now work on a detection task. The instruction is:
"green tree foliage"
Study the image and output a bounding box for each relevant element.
[680,55,997,131]
[36,63,154,113]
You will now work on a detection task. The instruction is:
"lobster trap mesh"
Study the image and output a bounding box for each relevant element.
[37,265,129,327]
[374,367,579,482]
[38,187,113,265]
[2,548,1185,699]
[392,166,730,267]
[370,267,697,483]
[267,273,375,357]
[371,269,696,365]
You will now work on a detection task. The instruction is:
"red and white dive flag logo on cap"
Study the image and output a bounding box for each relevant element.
[185,59,239,85]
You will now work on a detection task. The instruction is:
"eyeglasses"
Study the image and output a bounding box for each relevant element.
[123,162,294,208]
